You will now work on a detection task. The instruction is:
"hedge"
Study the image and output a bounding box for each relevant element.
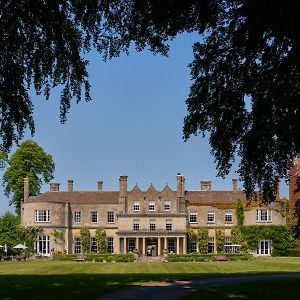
[52,253,135,262]
[288,248,300,257]
[166,253,253,262]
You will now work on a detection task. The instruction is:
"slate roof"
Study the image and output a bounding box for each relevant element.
[27,191,119,204]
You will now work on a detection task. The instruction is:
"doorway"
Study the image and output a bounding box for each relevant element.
[146,238,157,256]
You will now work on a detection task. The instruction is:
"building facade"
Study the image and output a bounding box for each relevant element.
[21,175,285,257]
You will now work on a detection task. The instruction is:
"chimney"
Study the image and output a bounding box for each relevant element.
[119,175,128,197]
[68,180,73,192]
[176,173,185,197]
[50,182,60,192]
[232,178,238,192]
[24,177,29,202]
[97,180,103,191]
[201,180,212,191]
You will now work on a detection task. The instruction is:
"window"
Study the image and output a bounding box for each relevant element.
[208,237,215,253]
[35,210,50,222]
[207,212,215,223]
[149,219,156,231]
[133,220,140,231]
[225,211,233,224]
[133,200,140,212]
[107,237,114,253]
[256,209,272,222]
[164,201,171,211]
[91,237,97,252]
[107,211,114,223]
[189,212,197,224]
[90,211,98,223]
[149,200,155,211]
[223,237,232,253]
[166,219,172,231]
[73,211,81,223]
[189,240,197,253]
[168,239,176,253]
[128,239,136,252]
[36,235,50,256]
[257,240,271,255]
[74,238,81,253]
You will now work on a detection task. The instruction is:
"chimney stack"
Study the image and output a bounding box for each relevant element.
[119,175,128,197]
[200,180,212,191]
[176,173,185,197]
[232,178,238,192]
[97,180,103,191]
[68,180,73,192]
[50,182,60,192]
[24,177,29,202]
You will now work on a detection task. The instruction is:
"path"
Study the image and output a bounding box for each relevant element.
[98,273,300,300]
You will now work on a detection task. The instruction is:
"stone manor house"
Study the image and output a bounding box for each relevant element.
[20,174,287,257]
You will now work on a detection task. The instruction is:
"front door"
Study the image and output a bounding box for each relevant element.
[146,239,157,256]
[257,240,271,255]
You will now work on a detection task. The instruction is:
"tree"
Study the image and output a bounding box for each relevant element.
[80,227,91,253]
[3,140,55,214]
[95,227,107,253]
[0,212,40,255]
[2,1,300,202]
[215,228,225,253]
[235,198,245,227]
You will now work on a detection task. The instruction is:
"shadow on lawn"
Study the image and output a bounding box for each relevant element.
[0,271,299,300]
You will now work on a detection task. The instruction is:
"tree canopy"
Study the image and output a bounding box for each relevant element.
[1,1,300,202]
[3,140,55,214]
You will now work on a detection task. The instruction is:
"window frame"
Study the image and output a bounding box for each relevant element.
[208,237,215,253]
[107,211,114,224]
[73,211,82,223]
[224,211,233,224]
[207,211,215,224]
[90,211,98,224]
[256,209,272,223]
[149,219,156,231]
[34,210,50,223]
[189,212,198,224]
[133,200,140,212]
[149,200,155,211]
[133,219,140,231]
[164,200,171,211]
[74,237,81,254]
[107,237,114,253]
[165,219,172,231]
[90,237,97,252]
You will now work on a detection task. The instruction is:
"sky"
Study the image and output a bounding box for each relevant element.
[0,33,289,215]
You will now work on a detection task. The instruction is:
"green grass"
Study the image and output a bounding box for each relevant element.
[0,257,300,300]
[181,279,300,299]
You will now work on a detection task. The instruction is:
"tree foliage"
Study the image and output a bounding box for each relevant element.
[215,228,225,253]
[197,228,208,254]
[80,227,91,253]
[95,227,107,253]
[235,198,245,227]
[2,140,55,214]
[1,1,300,202]
[0,212,41,255]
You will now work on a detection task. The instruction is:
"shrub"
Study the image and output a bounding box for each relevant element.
[52,253,134,262]
[166,253,252,262]
[288,248,300,257]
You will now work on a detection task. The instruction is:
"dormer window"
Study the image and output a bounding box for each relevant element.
[149,200,155,211]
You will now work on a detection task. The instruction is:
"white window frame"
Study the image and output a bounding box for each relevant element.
[256,209,272,222]
[133,200,140,212]
[35,235,50,256]
[73,211,82,223]
[257,240,271,255]
[207,211,215,223]
[189,240,197,253]
[164,201,171,211]
[189,212,198,224]
[133,219,140,231]
[149,219,156,231]
[107,211,114,223]
[149,200,155,211]
[90,237,97,252]
[107,237,114,253]
[90,211,98,224]
[34,210,50,222]
[224,211,233,224]
[208,237,215,253]
[165,219,172,231]
[74,237,81,254]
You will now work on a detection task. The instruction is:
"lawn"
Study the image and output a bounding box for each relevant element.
[0,257,300,300]
[181,278,300,299]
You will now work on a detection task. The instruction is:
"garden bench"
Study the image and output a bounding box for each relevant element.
[215,255,227,261]
[74,255,87,262]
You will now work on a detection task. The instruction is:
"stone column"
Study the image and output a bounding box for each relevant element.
[158,237,161,256]
[135,237,138,251]
[176,237,180,254]
[124,237,127,253]
[183,236,186,254]
[143,237,146,256]
[164,237,167,252]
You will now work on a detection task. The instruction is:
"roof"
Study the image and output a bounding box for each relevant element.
[186,190,247,204]
[26,191,119,204]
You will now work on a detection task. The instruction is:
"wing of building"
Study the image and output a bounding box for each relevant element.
[21,175,285,257]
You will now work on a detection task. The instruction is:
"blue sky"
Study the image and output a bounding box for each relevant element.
[0,33,288,214]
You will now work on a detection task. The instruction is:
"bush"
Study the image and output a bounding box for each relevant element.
[52,253,134,262]
[288,248,300,257]
[166,253,253,262]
